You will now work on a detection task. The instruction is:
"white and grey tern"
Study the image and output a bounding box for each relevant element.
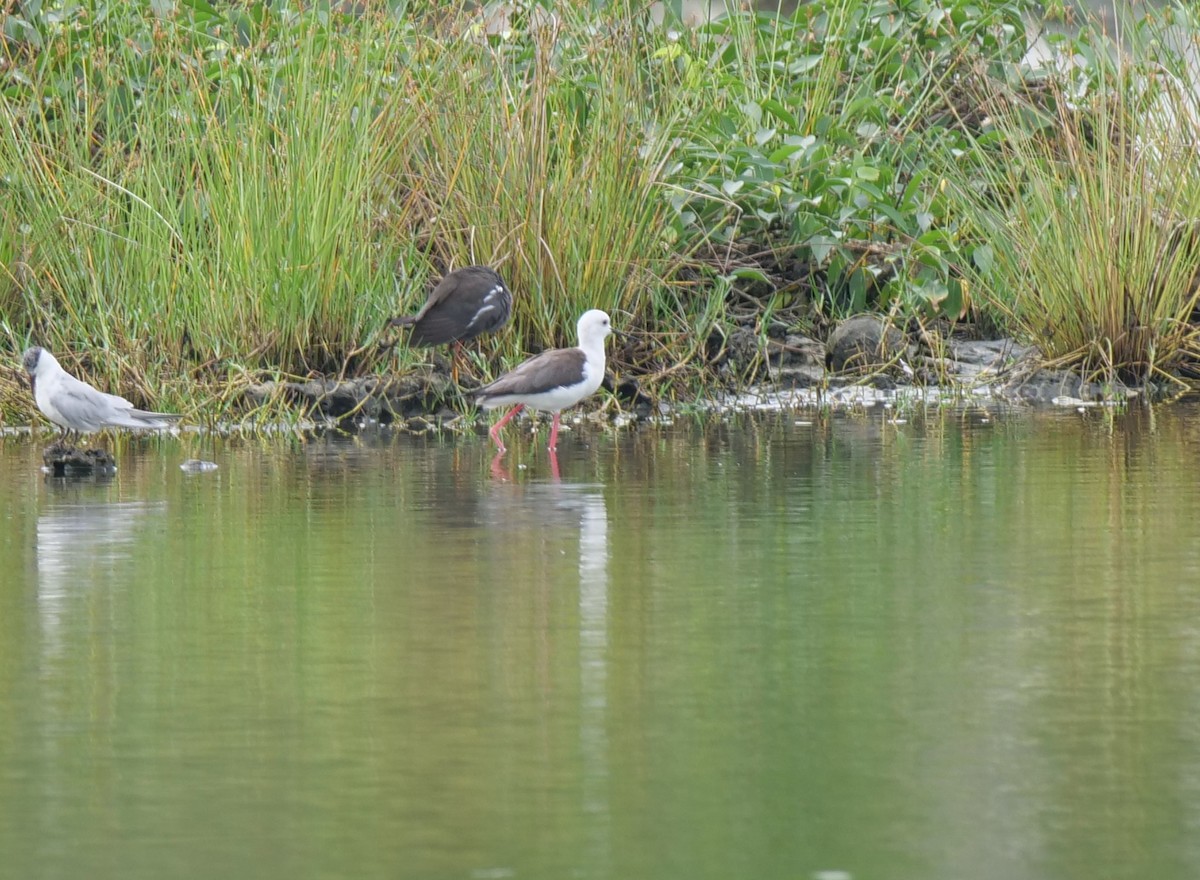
[22,346,181,441]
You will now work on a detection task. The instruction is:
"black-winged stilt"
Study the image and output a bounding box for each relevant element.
[475,309,616,453]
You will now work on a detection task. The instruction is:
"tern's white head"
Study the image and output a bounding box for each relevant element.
[22,346,54,378]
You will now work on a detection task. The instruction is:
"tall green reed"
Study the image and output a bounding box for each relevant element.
[940,17,1200,383]
[2,6,416,412]
[2,1,684,418]
[382,2,676,363]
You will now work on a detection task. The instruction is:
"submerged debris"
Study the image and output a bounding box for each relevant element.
[42,442,117,477]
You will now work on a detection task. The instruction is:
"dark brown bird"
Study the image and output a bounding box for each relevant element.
[389,266,513,380]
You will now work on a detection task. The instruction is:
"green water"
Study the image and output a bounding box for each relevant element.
[3,405,1200,880]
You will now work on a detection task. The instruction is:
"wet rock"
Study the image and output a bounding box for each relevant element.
[771,334,825,388]
[290,378,366,419]
[825,315,910,374]
[774,365,824,389]
[938,338,1146,403]
[1001,368,1140,405]
[727,326,763,366]
[769,334,824,369]
[943,339,1039,388]
[42,443,116,477]
[948,338,1035,368]
[375,375,458,422]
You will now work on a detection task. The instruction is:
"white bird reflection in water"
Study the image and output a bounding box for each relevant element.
[35,499,166,661]
[577,488,611,875]
[475,474,613,868]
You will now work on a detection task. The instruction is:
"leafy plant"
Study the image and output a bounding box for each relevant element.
[656,0,1033,319]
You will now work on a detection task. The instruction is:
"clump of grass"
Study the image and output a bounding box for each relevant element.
[1,5,418,412]
[381,2,677,360]
[941,17,1200,384]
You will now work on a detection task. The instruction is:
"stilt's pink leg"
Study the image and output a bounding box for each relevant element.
[488,404,524,450]
[548,446,561,481]
[548,412,561,451]
[489,448,512,481]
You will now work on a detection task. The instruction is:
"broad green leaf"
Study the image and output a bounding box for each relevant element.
[788,55,824,75]
[730,267,772,284]
[768,144,804,163]
[972,244,995,274]
[761,99,797,128]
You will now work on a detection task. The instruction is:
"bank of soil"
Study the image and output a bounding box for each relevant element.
[245,313,1160,430]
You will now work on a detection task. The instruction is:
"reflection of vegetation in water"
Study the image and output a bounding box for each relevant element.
[1,0,1197,421]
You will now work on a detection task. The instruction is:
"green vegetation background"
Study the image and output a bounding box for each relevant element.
[3,0,1200,422]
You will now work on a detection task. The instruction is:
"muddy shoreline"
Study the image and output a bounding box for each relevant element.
[24,323,1176,477]
[246,317,1166,432]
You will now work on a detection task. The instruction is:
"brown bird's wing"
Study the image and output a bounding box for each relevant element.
[394,266,512,347]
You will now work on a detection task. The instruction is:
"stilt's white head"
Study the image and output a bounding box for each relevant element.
[576,310,615,350]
